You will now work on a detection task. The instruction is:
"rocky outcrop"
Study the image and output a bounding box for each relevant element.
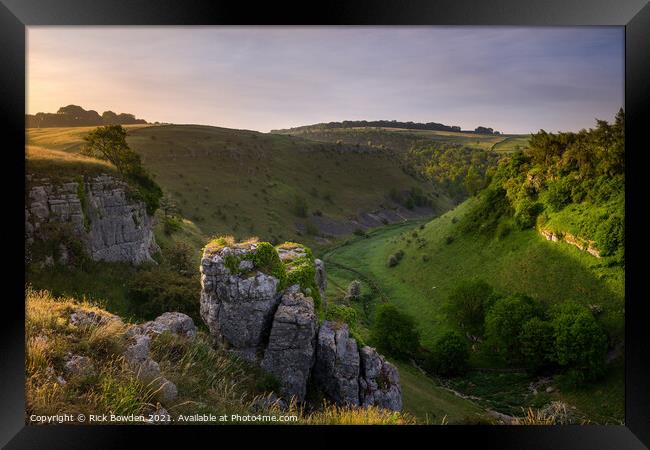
[200,242,281,362]
[123,312,197,405]
[199,241,402,411]
[313,321,360,406]
[261,286,317,402]
[359,346,402,411]
[314,259,327,307]
[25,174,159,265]
[539,228,600,258]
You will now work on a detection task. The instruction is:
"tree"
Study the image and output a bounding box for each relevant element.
[426,331,469,376]
[445,279,498,338]
[371,304,420,359]
[485,294,540,360]
[81,125,162,214]
[519,317,555,371]
[551,304,608,383]
[82,125,137,173]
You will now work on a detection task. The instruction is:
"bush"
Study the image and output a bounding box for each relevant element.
[325,304,359,328]
[551,304,608,383]
[513,197,543,229]
[544,178,573,212]
[426,331,469,376]
[445,280,498,338]
[595,214,624,259]
[127,268,200,322]
[164,241,195,274]
[485,294,540,360]
[371,304,420,360]
[162,215,182,235]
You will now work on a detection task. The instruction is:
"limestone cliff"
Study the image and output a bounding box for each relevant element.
[200,240,402,410]
[25,174,159,265]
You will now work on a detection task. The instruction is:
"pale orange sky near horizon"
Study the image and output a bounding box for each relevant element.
[27,26,624,134]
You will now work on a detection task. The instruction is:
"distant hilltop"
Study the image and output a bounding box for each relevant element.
[271,120,501,135]
[26,105,148,128]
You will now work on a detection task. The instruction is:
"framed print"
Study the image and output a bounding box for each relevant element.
[1,0,649,448]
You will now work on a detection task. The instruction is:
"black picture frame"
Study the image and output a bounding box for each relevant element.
[2,1,649,448]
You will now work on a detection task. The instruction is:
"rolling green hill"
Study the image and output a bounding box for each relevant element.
[27,124,458,250]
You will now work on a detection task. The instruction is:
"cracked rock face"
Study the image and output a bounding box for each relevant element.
[25,175,159,265]
[199,242,402,411]
[313,321,360,406]
[359,346,402,411]
[200,243,281,362]
[261,286,317,402]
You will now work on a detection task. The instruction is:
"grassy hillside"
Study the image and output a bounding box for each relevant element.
[27,125,456,250]
[273,126,514,153]
[324,199,623,348]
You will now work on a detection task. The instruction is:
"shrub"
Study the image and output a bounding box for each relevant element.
[544,178,573,212]
[426,331,469,376]
[127,268,200,323]
[513,197,543,230]
[445,280,498,338]
[595,214,624,259]
[485,294,540,360]
[162,215,183,235]
[164,241,196,274]
[371,304,420,360]
[387,255,399,267]
[325,304,359,328]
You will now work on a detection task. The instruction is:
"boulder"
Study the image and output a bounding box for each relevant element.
[63,354,95,378]
[200,243,281,361]
[358,346,402,411]
[314,258,327,307]
[313,321,360,406]
[70,309,122,327]
[261,286,317,402]
[140,312,197,340]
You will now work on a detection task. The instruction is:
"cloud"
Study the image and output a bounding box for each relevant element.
[27,26,624,133]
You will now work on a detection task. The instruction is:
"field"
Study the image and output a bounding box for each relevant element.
[491,135,531,153]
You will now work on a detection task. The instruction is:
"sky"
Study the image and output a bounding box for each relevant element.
[27,26,624,134]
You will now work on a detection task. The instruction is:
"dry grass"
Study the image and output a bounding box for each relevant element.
[26,287,417,425]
